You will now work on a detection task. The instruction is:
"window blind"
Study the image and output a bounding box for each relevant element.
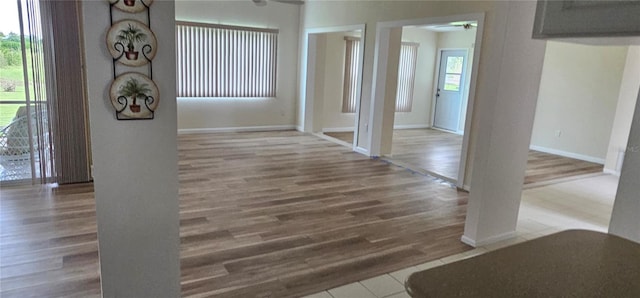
[342,37,360,113]
[176,21,278,98]
[395,42,418,113]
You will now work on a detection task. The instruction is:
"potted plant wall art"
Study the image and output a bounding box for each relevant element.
[110,72,159,120]
[107,20,157,67]
[108,0,153,13]
[117,24,146,61]
[120,77,151,113]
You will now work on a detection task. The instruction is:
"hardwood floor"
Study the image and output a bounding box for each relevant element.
[326,129,604,185]
[0,131,471,297]
[324,131,354,144]
[524,150,604,186]
[325,130,461,180]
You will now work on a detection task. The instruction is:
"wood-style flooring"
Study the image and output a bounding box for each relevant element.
[0,131,471,297]
[324,129,604,185]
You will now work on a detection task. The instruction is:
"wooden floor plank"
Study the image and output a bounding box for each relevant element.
[1,130,471,297]
[325,129,603,185]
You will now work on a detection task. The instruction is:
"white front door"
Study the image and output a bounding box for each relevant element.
[433,50,466,132]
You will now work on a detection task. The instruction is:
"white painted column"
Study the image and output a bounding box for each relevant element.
[609,86,640,243]
[82,1,181,296]
[369,26,401,156]
[312,34,327,133]
[604,46,640,174]
[462,1,547,247]
[303,34,318,132]
[380,28,402,155]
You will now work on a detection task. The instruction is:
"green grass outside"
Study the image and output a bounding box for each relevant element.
[0,104,22,129]
[444,83,460,92]
[1,62,30,128]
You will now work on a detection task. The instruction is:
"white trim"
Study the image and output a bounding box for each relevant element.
[314,132,352,148]
[322,127,355,133]
[368,13,485,189]
[430,126,463,135]
[603,168,621,176]
[178,125,296,135]
[529,145,605,164]
[461,231,516,248]
[355,146,370,155]
[296,125,303,132]
[393,124,430,130]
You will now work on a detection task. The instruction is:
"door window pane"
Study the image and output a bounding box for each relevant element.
[444,74,461,91]
[446,56,464,74]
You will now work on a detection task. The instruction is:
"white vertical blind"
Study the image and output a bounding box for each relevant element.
[21,0,55,183]
[176,22,278,98]
[342,37,360,113]
[396,42,418,113]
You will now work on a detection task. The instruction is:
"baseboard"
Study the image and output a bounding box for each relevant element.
[178,125,296,134]
[529,145,605,164]
[322,127,355,133]
[603,168,621,177]
[323,125,431,132]
[430,126,462,135]
[461,231,517,248]
[354,146,369,155]
[393,124,430,130]
[315,132,353,148]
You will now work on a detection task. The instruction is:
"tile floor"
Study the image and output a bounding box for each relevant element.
[303,174,618,298]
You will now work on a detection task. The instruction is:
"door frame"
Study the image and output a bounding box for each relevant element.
[431,48,469,135]
[368,13,484,189]
[299,24,367,154]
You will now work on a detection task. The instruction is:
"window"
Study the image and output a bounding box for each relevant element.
[395,42,418,113]
[342,37,360,113]
[176,22,278,98]
[443,56,464,91]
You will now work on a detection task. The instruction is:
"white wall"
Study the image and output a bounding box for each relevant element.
[175,0,300,131]
[82,0,180,296]
[436,28,476,132]
[393,27,437,128]
[530,41,628,163]
[320,32,357,131]
[605,46,640,173]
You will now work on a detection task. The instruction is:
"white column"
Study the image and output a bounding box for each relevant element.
[462,1,547,246]
[604,46,640,174]
[312,34,327,133]
[303,34,318,132]
[82,1,181,296]
[369,26,401,156]
[609,86,640,243]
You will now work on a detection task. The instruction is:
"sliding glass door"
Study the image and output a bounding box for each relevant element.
[0,0,52,184]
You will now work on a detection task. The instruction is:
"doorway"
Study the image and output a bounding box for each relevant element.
[300,25,366,153]
[369,17,482,187]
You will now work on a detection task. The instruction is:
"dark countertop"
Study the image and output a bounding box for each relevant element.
[406,230,640,297]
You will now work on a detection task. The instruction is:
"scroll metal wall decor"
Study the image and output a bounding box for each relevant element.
[107,0,158,120]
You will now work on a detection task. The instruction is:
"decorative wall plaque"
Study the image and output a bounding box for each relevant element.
[107,20,157,67]
[107,0,158,120]
[109,0,153,13]
[110,72,159,120]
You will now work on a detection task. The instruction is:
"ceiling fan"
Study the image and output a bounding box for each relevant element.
[252,0,304,6]
[433,21,478,30]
